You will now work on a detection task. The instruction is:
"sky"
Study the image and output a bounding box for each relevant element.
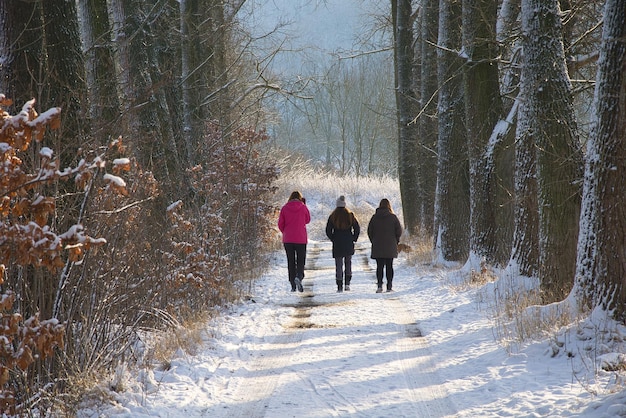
[241,0,384,75]
[244,0,362,49]
[77,178,626,418]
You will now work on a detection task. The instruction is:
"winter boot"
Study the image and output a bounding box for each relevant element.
[386,279,393,292]
[336,280,343,293]
[344,275,351,291]
[376,277,383,293]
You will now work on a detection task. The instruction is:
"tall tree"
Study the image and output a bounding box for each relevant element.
[77,0,120,143]
[42,0,88,146]
[108,0,179,186]
[462,0,503,266]
[434,0,470,262]
[519,0,582,302]
[0,1,43,105]
[416,0,439,235]
[180,0,209,167]
[392,0,420,234]
[0,0,86,152]
[0,0,88,323]
[491,0,520,266]
[575,0,626,318]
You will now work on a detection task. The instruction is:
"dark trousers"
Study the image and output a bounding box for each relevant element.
[334,256,352,281]
[375,258,394,289]
[284,243,307,287]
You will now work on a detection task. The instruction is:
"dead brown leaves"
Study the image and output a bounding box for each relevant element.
[0,97,130,413]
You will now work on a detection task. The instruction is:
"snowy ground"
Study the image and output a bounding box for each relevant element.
[79,238,626,417]
[77,180,626,417]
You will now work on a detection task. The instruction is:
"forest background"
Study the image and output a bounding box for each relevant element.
[0,0,625,415]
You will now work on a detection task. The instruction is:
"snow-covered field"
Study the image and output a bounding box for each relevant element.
[78,180,626,417]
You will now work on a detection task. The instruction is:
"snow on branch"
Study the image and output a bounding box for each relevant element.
[0,98,130,269]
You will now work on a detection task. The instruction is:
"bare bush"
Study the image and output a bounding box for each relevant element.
[0,96,280,414]
[0,96,129,414]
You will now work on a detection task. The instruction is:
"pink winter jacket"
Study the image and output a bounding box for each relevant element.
[278,199,311,244]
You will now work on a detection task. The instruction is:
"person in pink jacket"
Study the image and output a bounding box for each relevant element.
[278,191,311,292]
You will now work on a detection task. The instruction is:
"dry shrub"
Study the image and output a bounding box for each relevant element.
[399,234,434,266]
[469,260,498,285]
[187,122,280,296]
[145,310,212,368]
[0,95,281,414]
[488,275,574,353]
[59,122,280,381]
[57,166,165,375]
[35,371,110,418]
[0,97,132,414]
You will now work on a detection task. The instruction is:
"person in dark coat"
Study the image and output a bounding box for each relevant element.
[367,198,402,293]
[326,196,360,292]
[278,191,311,292]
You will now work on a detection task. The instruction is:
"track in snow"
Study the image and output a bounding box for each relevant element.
[212,241,456,417]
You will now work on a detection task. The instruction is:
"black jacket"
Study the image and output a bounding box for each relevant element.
[326,210,360,258]
[367,207,402,259]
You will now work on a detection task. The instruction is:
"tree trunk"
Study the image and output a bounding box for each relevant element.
[575,0,626,319]
[108,0,133,135]
[510,104,540,278]
[393,0,420,234]
[180,0,193,166]
[462,0,503,266]
[417,0,439,235]
[41,0,87,147]
[206,0,230,129]
[0,1,45,109]
[434,0,470,262]
[107,0,167,177]
[77,0,120,144]
[521,0,582,302]
[180,0,206,168]
[493,0,520,266]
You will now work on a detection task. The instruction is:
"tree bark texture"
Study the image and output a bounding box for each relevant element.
[393,0,420,235]
[575,0,626,318]
[417,0,439,236]
[42,0,88,148]
[521,0,582,302]
[78,0,120,143]
[108,0,173,182]
[462,0,503,265]
[435,0,470,262]
[0,1,44,110]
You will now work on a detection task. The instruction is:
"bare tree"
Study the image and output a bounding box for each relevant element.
[108,0,182,188]
[462,0,503,267]
[392,0,421,234]
[518,0,582,302]
[0,1,43,106]
[414,0,438,236]
[180,0,204,167]
[77,0,120,143]
[434,0,470,262]
[575,0,626,318]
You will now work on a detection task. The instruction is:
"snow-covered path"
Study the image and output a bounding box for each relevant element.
[81,238,626,418]
[213,241,455,417]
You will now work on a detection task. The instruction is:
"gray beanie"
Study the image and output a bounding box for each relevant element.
[336,195,346,208]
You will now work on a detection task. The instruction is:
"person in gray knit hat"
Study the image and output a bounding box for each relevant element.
[325,195,360,292]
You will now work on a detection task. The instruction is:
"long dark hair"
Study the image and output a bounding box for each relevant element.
[330,207,355,229]
[379,198,393,213]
